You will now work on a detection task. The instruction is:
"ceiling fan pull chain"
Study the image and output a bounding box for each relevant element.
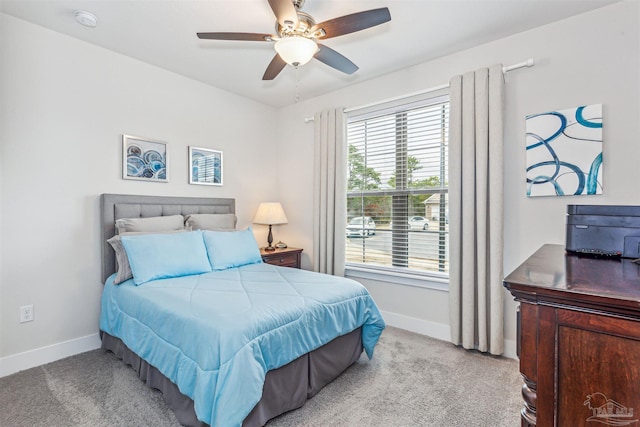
[295,66,301,103]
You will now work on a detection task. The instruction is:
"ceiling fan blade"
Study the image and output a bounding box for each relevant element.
[314,44,358,75]
[197,32,272,41]
[262,54,287,80]
[268,0,299,28]
[312,7,391,39]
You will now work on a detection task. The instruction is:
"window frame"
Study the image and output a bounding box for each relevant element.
[344,91,450,286]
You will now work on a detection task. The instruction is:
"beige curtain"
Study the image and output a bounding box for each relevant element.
[448,64,505,355]
[312,108,347,276]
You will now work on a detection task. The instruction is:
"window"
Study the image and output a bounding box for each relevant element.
[345,93,449,277]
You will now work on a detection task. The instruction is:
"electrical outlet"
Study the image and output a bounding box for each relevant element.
[19,305,34,323]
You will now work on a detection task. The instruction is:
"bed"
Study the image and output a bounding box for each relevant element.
[98,194,385,427]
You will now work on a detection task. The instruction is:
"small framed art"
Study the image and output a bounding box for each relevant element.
[189,147,223,186]
[122,135,168,182]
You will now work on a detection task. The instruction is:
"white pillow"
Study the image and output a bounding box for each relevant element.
[184,213,237,230]
[115,215,186,234]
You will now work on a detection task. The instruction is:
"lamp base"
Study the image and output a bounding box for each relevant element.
[264,224,276,252]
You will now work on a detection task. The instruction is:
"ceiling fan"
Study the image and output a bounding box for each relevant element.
[197,0,391,80]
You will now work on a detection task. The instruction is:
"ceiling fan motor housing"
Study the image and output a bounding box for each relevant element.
[276,11,321,38]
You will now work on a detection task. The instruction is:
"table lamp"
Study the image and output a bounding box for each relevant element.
[253,202,288,252]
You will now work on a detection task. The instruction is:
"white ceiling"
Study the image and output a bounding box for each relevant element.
[1,0,619,108]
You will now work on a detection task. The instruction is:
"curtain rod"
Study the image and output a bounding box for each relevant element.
[304,58,534,122]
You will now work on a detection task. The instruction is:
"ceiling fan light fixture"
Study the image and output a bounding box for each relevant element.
[274,36,317,67]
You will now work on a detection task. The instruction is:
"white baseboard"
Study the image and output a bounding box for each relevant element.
[381,310,452,342]
[381,310,518,360]
[0,333,102,378]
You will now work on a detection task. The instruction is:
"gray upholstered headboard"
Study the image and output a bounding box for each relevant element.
[101,193,235,283]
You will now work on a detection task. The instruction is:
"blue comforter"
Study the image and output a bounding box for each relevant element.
[99,263,385,426]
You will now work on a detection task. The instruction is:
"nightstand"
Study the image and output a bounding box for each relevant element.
[260,247,303,269]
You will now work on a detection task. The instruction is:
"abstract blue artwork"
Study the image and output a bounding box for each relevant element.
[122,135,168,182]
[525,104,602,197]
[189,146,223,186]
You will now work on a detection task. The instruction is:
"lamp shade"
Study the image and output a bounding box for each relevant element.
[274,36,318,66]
[253,202,288,225]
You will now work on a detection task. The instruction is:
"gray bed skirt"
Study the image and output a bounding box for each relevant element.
[101,328,363,426]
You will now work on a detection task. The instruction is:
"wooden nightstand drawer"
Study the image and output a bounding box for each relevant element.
[267,253,298,267]
[260,247,303,269]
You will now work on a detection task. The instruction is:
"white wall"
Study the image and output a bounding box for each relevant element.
[0,14,279,372]
[1,1,638,372]
[275,1,640,354]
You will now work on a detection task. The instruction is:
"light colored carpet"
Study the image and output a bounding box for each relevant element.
[0,327,522,426]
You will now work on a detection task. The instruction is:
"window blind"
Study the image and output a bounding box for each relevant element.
[346,95,449,275]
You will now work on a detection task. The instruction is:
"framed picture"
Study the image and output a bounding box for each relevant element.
[525,104,602,197]
[189,147,223,186]
[122,135,168,182]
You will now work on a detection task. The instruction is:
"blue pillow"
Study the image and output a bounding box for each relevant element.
[121,230,212,285]
[203,227,263,270]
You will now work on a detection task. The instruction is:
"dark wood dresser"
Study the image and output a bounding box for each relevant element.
[504,244,640,427]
